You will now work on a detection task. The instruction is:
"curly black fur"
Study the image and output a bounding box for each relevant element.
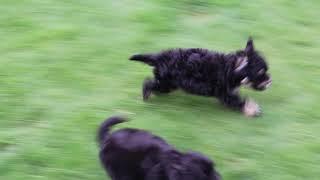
[98,116,221,180]
[130,38,271,113]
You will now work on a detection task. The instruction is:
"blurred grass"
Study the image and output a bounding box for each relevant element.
[1,0,320,179]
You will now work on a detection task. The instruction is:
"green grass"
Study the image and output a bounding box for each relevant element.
[1,0,320,179]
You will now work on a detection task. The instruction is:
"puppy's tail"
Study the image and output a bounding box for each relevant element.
[97,116,127,146]
[129,54,156,66]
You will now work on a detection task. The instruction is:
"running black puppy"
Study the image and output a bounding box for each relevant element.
[130,38,271,117]
[98,116,221,180]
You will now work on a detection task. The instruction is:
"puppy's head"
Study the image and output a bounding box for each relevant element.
[235,38,272,91]
[161,150,221,180]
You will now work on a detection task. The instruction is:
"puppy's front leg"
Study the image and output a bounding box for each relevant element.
[220,93,261,117]
[242,98,261,117]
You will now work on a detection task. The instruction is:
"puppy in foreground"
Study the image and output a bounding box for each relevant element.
[98,116,221,180]
[130,38,271,117]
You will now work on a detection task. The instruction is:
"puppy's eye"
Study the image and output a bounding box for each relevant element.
[258,69,265,75]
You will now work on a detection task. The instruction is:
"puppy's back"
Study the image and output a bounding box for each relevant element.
[104,128,171,153]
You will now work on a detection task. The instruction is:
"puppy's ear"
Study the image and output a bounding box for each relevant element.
[161,150,183,180]
[235,56,248,72]
[145,164,164,180]
[245,37,254,54]
[186,151,213,173]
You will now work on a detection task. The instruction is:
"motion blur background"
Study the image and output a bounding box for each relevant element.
[1,0,319,179]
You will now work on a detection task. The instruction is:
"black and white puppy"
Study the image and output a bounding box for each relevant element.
[130,38,271,117]
[98,116,221,180]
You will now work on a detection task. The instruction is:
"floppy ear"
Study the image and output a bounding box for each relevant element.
[245,37,254,54]
[145,164,164,180]
[161,150,183,180]
[186,151,214,175]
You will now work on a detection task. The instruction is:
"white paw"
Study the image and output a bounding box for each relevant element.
[243,99,261,117]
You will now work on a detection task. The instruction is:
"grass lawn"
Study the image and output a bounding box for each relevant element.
[1,0,320,179]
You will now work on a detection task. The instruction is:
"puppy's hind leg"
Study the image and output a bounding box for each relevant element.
[143,78,155,101]
[142,78,176,101]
